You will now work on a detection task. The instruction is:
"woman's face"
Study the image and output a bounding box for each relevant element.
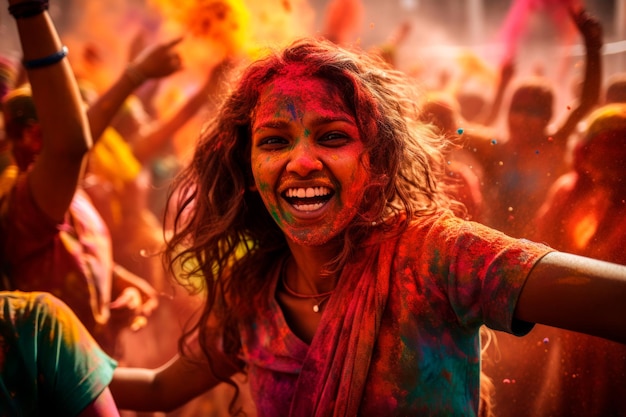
[250,74,370,246]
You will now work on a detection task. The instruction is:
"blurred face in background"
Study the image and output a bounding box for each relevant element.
[575,128,626,189]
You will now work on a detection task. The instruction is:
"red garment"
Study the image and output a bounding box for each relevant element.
[0,172,116,353]
[239,213,551,416]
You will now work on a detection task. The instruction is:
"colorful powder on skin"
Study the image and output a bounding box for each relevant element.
[257,181,271,192]
[287,102,298,121]
[251,72,369,246]
[269,207,283,226]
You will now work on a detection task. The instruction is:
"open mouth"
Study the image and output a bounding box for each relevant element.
[283,186,334,212]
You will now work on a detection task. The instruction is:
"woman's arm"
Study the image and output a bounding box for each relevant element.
[110,352,237,412]
[515,251,626,344]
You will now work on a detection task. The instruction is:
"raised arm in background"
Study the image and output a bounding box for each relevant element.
[86,36,183,143]
[5,0,119,415]
[11,0,92,222]
[551,6,603,142]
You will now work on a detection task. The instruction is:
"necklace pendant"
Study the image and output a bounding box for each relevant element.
[313,304,320,313]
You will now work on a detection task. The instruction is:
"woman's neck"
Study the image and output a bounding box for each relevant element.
[285,239,340,294]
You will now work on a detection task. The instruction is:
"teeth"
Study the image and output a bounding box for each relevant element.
[284,187,332,212]
[294,202,325,212]
[286,187,331,198]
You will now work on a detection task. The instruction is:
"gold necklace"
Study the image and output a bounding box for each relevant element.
[281,264,334,313]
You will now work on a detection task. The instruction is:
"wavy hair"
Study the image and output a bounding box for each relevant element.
[164,37,455,413]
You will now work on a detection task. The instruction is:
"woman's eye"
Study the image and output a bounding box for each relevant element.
[319,132,350,147]
[258,136,288,148]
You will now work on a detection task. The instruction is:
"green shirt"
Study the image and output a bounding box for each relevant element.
[0,291,117,416]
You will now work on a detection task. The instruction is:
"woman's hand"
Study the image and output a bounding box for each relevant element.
[110,264,159,331]
[125,36,185,86]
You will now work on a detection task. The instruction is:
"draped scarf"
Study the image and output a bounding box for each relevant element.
[288,238,394,416]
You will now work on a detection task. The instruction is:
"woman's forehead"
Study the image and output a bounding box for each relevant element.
[260,72,336,96]
[253,76,349,120]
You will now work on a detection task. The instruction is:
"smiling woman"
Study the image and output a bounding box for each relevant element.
[109,35,626,417]
[251,73,370,247]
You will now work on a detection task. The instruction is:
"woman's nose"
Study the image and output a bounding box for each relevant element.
[286,141,323,176]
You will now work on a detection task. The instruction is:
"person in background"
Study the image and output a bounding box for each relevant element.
[417,91,488,223]
[84,44,231,294]
[79,36,237,417]
[0,291,120,417]
[530,103,626,417]
[0,0,159,357]
[470,6,602,238]
[484,103,626,417]
[0,0,118,415]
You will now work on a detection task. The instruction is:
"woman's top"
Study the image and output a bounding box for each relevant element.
[239,212,552,416]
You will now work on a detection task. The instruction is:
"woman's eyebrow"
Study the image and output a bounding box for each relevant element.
[253,119,291,131]
[308,114,355,127]
[252,111,356,135]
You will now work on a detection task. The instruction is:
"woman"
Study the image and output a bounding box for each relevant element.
[111,37,626,417]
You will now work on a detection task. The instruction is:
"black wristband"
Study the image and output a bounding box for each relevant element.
[23,46,68,69]
[8,1,49,19]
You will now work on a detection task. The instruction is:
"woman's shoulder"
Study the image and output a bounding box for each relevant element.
[366,210,469,248]
[404,210,468,235]
[400,210,530,251]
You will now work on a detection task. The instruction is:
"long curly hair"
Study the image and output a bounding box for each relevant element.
[164,36,456,413]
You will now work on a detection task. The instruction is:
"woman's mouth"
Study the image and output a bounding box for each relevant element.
[283,186,334,212]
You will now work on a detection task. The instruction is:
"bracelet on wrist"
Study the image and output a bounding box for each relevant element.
[22,46,68,70]
[8,0,49,19]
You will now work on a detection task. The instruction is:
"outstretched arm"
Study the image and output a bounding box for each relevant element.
[515,251,626,344]
[110,351,239,412]
[12,0,92,221]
